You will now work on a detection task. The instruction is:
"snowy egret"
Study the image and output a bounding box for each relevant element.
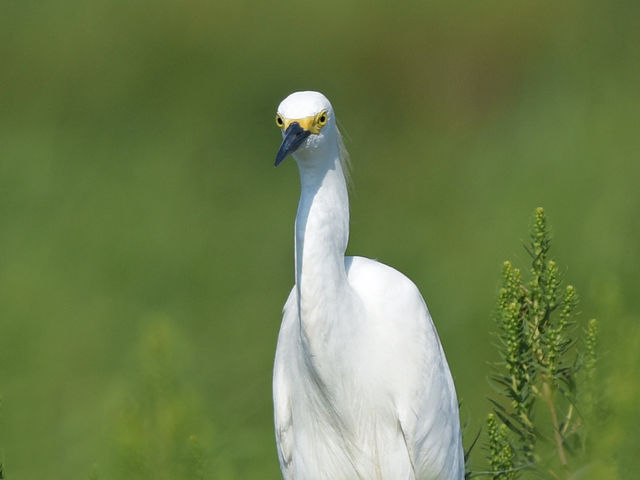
[272,91,464,479]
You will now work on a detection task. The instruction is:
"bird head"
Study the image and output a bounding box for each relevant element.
[274,91,336,167]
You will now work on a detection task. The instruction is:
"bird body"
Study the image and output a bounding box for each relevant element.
[272,91,464,479]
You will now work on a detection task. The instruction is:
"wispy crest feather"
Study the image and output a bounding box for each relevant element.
[337,127,352,189]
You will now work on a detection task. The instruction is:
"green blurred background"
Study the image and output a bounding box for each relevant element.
[1,0,638,478]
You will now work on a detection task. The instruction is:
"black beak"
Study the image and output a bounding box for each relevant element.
[275,122,311,167]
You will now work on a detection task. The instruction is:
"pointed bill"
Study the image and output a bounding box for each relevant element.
[275,122,311,166]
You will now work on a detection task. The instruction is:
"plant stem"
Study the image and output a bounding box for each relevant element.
[560,404,574,437]
[542,381,568,468]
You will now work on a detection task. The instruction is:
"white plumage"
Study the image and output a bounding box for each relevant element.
[272,91,464,479]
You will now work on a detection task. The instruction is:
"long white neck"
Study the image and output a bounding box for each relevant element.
[294,143,350,331]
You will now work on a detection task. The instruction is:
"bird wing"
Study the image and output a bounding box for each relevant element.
[273,286,298,479]
[345,256,465,479]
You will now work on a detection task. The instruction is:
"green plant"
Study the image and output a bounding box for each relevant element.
[484,208,600,479]
[111,316,210,480]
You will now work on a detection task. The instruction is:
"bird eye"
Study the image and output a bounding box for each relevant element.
[275,114,284,129]
[317,111,328,126]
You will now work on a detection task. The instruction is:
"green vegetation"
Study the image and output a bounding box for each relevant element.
[110,318,210,479]
[482,208,603,478]
[0,0,638,478]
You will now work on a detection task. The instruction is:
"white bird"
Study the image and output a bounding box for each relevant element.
[272,91,464,480]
